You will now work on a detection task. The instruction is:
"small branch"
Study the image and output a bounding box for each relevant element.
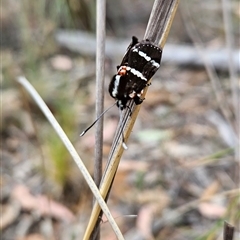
[92,0,106,239]
[223,221,235,240]
[94,0,106,194]
[145,0,179,47]
[16,76,124,240]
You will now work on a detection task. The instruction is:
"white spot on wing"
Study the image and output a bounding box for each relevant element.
[112,75,121,97]
[126,66,147,81]
[150,60,160,68]
[133,48,160,68]
[133,48,151,61]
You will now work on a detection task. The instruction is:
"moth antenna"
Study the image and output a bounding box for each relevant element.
[80,101,117,137]
[118,108,128,150]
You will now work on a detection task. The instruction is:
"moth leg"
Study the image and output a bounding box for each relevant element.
[134,96,145,105]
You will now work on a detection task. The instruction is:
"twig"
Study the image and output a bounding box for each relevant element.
[94,0,106,196]
[83,1,180,239]
[223,221,235,240]
[16,76,124,240]
[145,0,179,47]
[92,0,106,239]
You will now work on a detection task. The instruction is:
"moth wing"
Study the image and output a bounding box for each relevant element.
[118,36,139,67]
[142,44,162,80]
[128,41,162,80]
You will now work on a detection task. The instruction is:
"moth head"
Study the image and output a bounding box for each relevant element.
[117,66,127,76]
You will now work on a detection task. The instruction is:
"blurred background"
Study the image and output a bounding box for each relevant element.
[1,0,239,239]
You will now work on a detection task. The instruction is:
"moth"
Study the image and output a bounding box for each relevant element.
[80,36,162,138]
[109,36,162,110]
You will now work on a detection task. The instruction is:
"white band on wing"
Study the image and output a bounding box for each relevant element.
[112,75,121,97]
[126,66,147,81]
[133,48,160,68]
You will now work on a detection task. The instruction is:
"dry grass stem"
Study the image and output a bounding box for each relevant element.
[223,221,235,240]
[94,0,106,191]
[91,0,106,239]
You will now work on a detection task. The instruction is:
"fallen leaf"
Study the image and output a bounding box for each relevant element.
[0,201,21,230]
[136,129,173,144]
[12,185,75,222]
[145,88,173,107]
[136,187,170,210]
[164,141,199,158]
[201,181,220,200]
[17,233,46,240]
[50,55,73,71]
[117,160,149,172]
[198,202,226,219]
[136,204,156,240]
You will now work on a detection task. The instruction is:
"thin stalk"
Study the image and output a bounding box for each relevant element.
[223,221,235,240]
[94,0,106,194]
[92,0,106,239]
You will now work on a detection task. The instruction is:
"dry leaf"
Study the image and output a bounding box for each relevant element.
[136,188,170,211]
[118,160,149,172]
[198,202,226,219]
[17,233,46,240]
[0,201,21,230]
[50,55,73,71]
[164,141,199,159]
[198,181,226,219]
[201,181,220,200]
[136,204,157,240]
[145,88,172,107]
[12,185,75,222]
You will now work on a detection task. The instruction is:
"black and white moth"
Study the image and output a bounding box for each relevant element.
[80,36,162,138]
[109,36,162,110]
